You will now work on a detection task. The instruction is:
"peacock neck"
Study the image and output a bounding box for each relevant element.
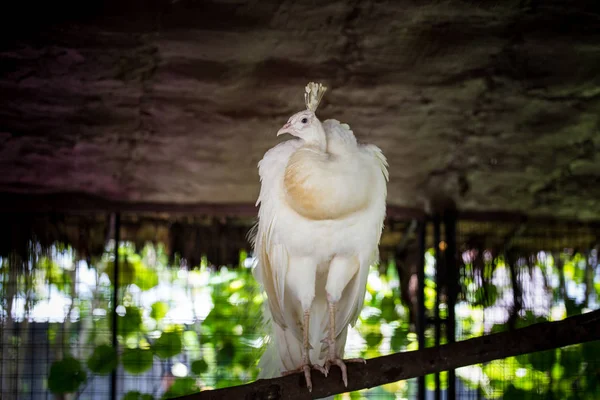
[303,120,327,152]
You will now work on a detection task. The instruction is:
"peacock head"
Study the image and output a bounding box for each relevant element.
[276,110,318,138]
[276,82,327,148]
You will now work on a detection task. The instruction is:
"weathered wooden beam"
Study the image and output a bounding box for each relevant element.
[175,310,600,400]
[1,192,599,228]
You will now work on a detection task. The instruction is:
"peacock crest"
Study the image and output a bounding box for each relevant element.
[304,82,327,112]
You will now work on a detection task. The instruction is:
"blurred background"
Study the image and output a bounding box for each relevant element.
[1,0,599,399]
[1,210,598,399]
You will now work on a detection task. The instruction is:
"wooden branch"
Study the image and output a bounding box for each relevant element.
[175,310,600,400]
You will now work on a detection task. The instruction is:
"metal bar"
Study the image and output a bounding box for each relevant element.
[445,212,458,400]
[110,212,121,400]
[416,219,427,400]
[433,215,442,400]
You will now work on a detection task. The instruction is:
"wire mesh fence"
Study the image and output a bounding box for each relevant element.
[0,212,598,399]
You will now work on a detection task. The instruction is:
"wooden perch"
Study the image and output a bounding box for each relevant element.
[176,310,600,400]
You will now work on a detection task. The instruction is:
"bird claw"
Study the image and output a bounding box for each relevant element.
[324,357,366,387]
[282,363,327,392]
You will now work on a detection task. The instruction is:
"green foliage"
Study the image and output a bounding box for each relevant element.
[191,359,209,375]
[380,296,398,322]
[39,256,72,293]
[472,283,498,307]
[151,301,169,321]
[118,306,143,338]
[27,242,597,400]
[121,348,154,374]
[123,391,154,400]
[103,246,159,290]
[528,349,557,373]
[48,357,87,394]
[216,340,236,366]
[153,331,183,359]
[390,326,408,352]
[87,344,118,374]
[162,377,199,399]
[365,331,384,347]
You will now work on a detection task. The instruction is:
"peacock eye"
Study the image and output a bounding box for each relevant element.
[301,117,308,124]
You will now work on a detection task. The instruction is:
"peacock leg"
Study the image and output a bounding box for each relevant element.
[322,300,366,387]
[322,256,365,386]
[281,310,326,392]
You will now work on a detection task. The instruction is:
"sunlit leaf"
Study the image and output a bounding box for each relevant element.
[41,257,72,292]
[183,330,201,359]
[122,348,154,374]
[150,301,169,321]
[134,262,159,291]
[87,344,118,375]
[48,357,87,394]
[104,259,136,286]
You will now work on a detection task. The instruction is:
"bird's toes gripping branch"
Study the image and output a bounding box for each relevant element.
[323,357,367,387]
[282,363,327,392]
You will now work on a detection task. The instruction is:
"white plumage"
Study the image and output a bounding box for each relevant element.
[251,82,388,393]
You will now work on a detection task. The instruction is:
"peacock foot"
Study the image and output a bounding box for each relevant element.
[282,363,327,392]
[323,357,366,387]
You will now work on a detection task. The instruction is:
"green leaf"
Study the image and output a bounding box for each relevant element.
[529,349,556,372]
[582,340,600,363]
[490,323,508,334]
[162,377,199,399]
[473,283,498,307]
[134,261,159,291]
[365,331,383,348]
[122,348,154,374]
[150,302,169,321]
[236,351,256,368]
[48,357,87,394]
[182,331,201,359]
[87,344,118,375]
[104,258,136,286]
[191,359,209,375]
[216,340,236,366]
[153,332,183,359]
[560,347,583,372]
[390,326,408,352]
[503,384,529,400]
[118,306,143,338]
[123,391,154,400]
[41,257,72,293]
[380,296,398,322]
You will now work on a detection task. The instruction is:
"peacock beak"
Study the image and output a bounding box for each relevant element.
[277,123,292,136]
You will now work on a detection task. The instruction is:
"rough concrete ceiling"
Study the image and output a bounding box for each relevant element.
[1,0,599,220]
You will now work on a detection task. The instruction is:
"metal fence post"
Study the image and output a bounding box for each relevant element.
[417,219,426,400]
[111,212,121,400]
